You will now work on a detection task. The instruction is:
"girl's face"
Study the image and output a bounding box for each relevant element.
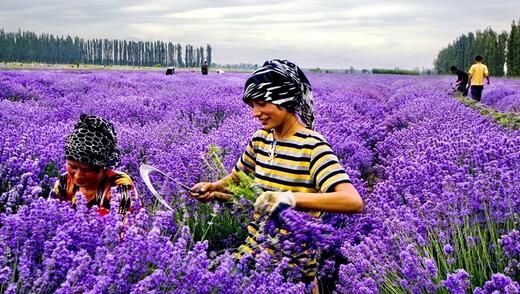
[250,100,288,130]
[66,160,104,188]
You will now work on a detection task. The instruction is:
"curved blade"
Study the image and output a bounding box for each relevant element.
[139,164,183,212]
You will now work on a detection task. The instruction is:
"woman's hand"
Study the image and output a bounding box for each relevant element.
[190,174,238,203]
[190,182,220,202]
[254,191,296,215]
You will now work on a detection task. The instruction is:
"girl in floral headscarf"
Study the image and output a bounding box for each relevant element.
[50,114,138,215]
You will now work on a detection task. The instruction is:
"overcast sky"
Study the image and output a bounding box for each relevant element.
[1,0,519,69]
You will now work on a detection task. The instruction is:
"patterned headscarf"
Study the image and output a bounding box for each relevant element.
[65,114,120,168]
[243,59,315,129]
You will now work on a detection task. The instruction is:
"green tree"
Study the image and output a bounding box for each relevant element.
[435,26,510,76]
[507,20,520,76]
[176,43,183,67]
[0,28,213,67]
[206,44,212,66]
[496,32,508,77]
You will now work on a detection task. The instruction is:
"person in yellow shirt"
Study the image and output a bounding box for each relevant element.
[467,55,490,102]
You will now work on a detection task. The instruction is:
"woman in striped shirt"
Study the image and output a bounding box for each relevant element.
[191,59,363,288]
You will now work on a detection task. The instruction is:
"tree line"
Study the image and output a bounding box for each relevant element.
[0,29,213,67]
[372,68,419,75]
[434,20,520,77]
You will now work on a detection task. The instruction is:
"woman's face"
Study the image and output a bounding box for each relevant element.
[250,100,288,130]
[66,160,104,188]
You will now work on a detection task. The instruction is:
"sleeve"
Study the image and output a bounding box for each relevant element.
[112,172,139,214]
[233,134,257,176]
[468,65,474,75]
[484,65,489,76]
[117,184,139,214]
[310,141,351,193]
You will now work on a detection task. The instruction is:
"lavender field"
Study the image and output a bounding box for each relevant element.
[0,70,519,293]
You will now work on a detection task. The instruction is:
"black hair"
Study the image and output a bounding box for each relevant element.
[91,166,103,173]
[475,55,483,62]
[66,160,103,173]
[276,103,297,113]
[450,66,458,72]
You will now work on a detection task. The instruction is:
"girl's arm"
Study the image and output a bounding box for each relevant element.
[293,182,364,213]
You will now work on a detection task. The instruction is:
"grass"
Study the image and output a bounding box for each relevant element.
[381,206,518,294]
[454,93,520,129]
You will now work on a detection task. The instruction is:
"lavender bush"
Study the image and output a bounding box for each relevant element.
[481,80,520,113]
[1,70,519,293]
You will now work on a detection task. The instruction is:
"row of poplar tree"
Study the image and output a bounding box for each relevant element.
[0,29,212,67]
[434,20,520,77]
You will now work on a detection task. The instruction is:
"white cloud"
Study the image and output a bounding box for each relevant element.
[1,0,519,69]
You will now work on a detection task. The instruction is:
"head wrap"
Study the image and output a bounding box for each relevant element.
[243,59,315,129]
[65,114,120,168]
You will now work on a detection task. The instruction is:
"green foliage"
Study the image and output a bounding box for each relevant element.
[0,28,213,68]
[41,161,60,179]
[203,144,260,204]
[184,170,260,251]
[5,95,23,102]
[146,144,260,252]
[507,20,520,77]
[177,201,251,251]
[382,207,518,293]
[226,171,261,204]
[435,26,510,76]
[186,145,260,250]
[38,161,60,197]
[201,144,229,180]
[454,94,520,129]
[423,215,515,290]
[206,44,212,66]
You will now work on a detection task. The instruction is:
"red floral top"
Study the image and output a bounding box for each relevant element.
[50,169,139,214]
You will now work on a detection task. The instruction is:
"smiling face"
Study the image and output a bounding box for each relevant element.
[249,100,290,130]
[66,160,104,188]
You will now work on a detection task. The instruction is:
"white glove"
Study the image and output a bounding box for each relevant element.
[254,191,296,215]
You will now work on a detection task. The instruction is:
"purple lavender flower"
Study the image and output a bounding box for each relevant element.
[444,244,455,255]
[442,269,470,294]
[500,230,519,259]
[423,258,437,278]
[466,236,476,247]
[473,273,520,294]
[0,266,11,284]
[1,71,519,292]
